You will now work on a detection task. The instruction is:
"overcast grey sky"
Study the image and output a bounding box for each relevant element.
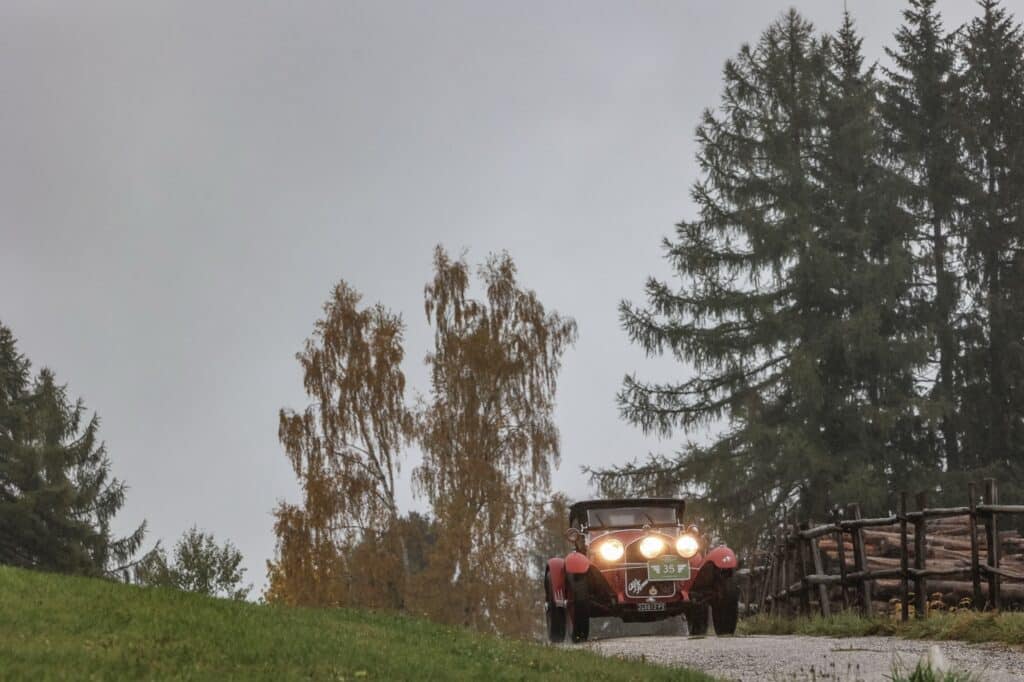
[1,1,999,592]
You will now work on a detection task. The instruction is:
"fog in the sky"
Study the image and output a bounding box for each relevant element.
[1,1,998,591]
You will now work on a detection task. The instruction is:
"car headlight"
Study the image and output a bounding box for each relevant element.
[639,535,665,559]
[597,538,624,562]
[676,533,700,558]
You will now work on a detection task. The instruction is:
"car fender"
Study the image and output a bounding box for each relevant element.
[704,545,738,571]
[565,550,590,575]
[546,558,567,607]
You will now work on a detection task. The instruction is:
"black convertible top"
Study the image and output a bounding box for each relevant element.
[568,498,685,527]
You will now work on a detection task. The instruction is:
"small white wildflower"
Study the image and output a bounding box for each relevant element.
[924,644,949,674]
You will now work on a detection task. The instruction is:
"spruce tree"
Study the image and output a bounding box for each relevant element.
[883,0,967,474]
[615,11,925,542]
[0,322,145,576]
[957,1,1024,478]
[617,11,823,540]
[810,13,932,504]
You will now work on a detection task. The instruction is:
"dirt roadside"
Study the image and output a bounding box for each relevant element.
[588,633,1024,681]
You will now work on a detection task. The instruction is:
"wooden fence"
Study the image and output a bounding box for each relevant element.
[735,479,1024,620]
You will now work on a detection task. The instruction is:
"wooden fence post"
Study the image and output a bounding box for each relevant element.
[832,507,850,610]
[809,530,830,617]
[795,519,811,616]
[786,524,796,615]
[984,478,1001,610]
[759,539,773,614]
[741,561,752,615]
[848,503,872,617]
[900,492,909,622]
[968,481,983,610]
[914,491,928,618]
[776,530,788,614]
[769,531,781,613]
[777,530,787,615]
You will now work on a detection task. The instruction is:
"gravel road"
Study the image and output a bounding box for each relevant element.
[588,629,1024,681]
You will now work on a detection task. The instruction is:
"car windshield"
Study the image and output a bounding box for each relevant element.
[585,506,677,528]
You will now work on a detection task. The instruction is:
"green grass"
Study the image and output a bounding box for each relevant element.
[0,565,715,681]
[889,661,977,682]
[739,610,1024,646]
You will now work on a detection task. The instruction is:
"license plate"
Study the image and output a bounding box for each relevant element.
[637,602,666,612]
[648,555,690,581]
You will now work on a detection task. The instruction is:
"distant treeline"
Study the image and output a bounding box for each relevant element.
[0,322,251,600]
[594,1,1024,548]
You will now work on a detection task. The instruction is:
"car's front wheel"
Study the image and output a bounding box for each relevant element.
[568,574,590,643]
[544,570,566,643]
[711,573,739,635]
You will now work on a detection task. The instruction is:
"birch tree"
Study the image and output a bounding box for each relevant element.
[413,247,576,634]
[267,282,413,608]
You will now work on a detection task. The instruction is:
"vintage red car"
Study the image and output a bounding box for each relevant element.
[543,498,738,642]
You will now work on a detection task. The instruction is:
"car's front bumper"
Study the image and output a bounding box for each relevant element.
[589,598,691,622]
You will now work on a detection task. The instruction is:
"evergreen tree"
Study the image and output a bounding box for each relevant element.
[614,11,926,544]
[616,11,823,541]
[883,0,967,474]
[0,322,145,576]
[811,13,932,505]
[957,1,1024,479]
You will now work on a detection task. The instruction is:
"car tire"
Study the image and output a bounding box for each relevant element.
[685,603,708,636]
[711,573,739,635]
[568,574,590,643]
[544,571,566,643]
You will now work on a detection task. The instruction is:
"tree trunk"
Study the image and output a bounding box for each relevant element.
[933,213,960,471]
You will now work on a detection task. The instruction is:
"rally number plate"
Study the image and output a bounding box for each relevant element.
[647,555,691,581]
[637,602,666,612]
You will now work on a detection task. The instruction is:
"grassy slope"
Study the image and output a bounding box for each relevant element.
[0,566,714,681]
[739,611,1024,647]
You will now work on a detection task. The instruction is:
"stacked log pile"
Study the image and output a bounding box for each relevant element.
[817,516,1024,606]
